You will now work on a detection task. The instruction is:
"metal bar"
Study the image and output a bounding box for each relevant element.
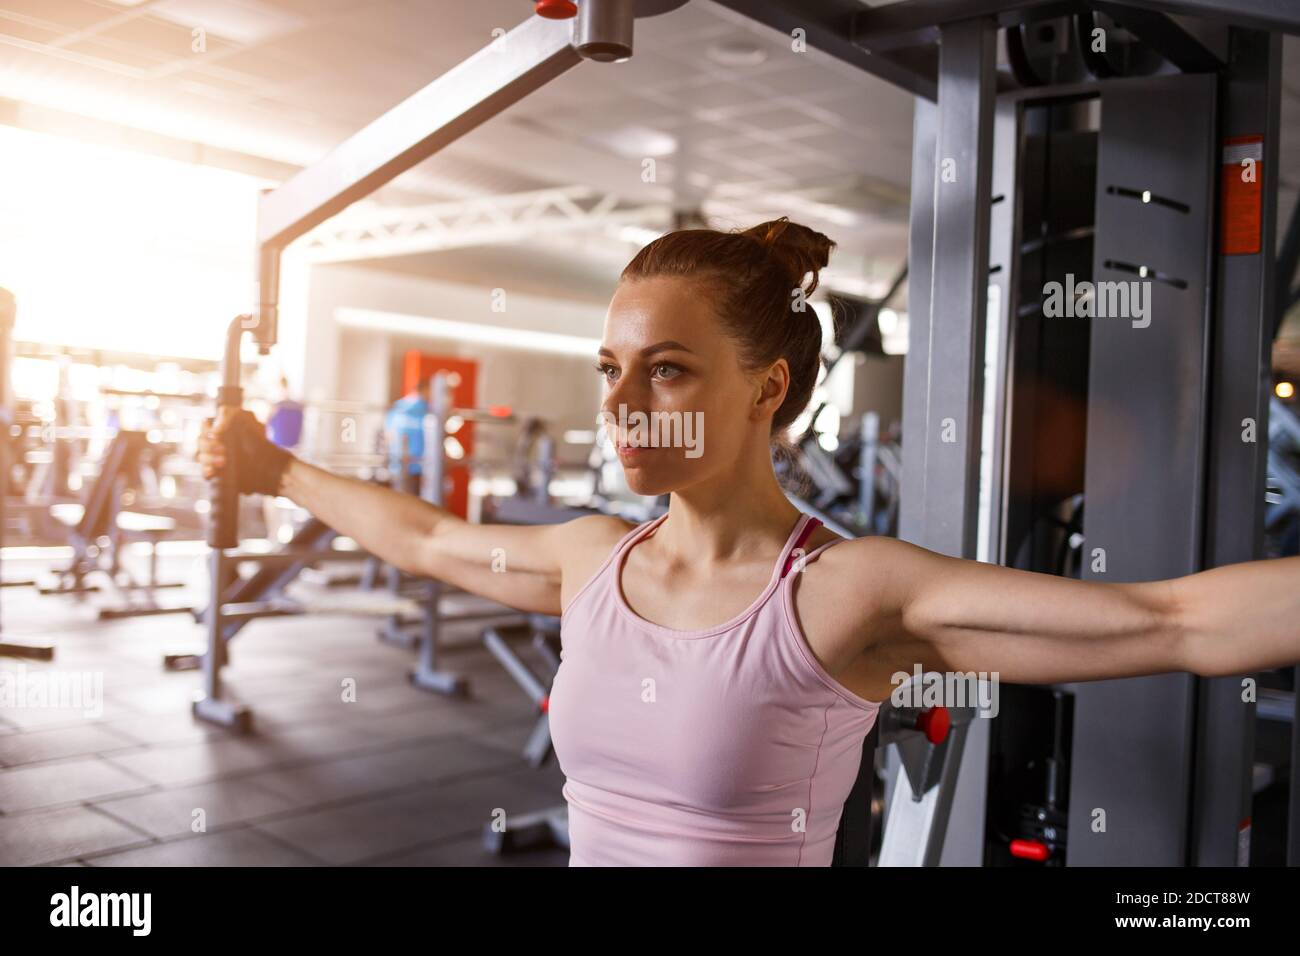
[409,372,467,696]
[852,0,1079,53]
[893,16,998,868]
[483,627,550,705]
[1275,191,1300,340]
[918,18,997,559]
[1199,29,1282,867]
[899,100,938,547]
[985,95,1020,566]
[224,549,369,565]
[850,0,1300,47]
[1117,0,1300,34]
[858,412,879,529]
[1071,72,1217,866]
[783,492,858,540]
[257,16,581,250]
[1084,2,1226,70]
[710,0,937,100]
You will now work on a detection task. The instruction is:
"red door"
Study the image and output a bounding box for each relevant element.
[401,351,477,518]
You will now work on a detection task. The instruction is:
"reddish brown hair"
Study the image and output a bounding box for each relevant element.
[618,217,836,447]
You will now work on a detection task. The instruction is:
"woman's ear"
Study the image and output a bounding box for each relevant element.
[751,359,789,424]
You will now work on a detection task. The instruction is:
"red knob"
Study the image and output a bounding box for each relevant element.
[539,695,550,714]
[1009,839,1050,862]
[535,0,578,18]
[915,706,950,745]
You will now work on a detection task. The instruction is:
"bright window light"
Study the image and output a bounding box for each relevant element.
[335,307,602,357]
[0,125,268,359]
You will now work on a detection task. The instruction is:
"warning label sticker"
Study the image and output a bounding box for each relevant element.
[1221,135,1263,256]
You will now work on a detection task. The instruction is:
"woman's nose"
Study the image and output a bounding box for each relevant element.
[603,370,649,407]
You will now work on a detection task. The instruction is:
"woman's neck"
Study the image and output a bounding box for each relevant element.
[654,463,803,565]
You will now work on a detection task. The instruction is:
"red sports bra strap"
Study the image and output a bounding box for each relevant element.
[781,516,822,578]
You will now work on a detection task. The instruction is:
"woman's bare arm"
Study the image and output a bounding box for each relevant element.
[842,536,1300,687]
[201,412,628,616]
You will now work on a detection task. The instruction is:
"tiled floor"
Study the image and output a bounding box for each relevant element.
[0,555,569,867]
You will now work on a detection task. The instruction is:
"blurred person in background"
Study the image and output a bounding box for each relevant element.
[383,377,431,497]
[263,375,303,542]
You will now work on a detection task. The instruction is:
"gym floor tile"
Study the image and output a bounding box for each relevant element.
[100,735,294,787]
[0,756,154,813]
[383,734,538,785]
[350,699,535,744]
[84,826,323,866]
[460,714,551,754]
[0,722,142,767]
[243,736,520,810]
[93,778,300,839]
[1,567,573,865]
[226,689,417,730]
[0,805,152,866]
[0,697,135,731]
[103,679,213,715]
[238,749,449,809]
[250,722,403,762]
[371,833,569,867]
[101,712,232,747]
[251,768,563,865]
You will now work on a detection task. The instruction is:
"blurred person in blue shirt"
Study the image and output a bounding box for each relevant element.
[263,376,304,542]
[384,377,432,496]
[266,376,304,451]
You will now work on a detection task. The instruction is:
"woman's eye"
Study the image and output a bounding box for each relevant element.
[652,363,681,380]
[593,362,618,383]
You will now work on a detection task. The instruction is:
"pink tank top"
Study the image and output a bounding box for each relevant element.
[549,511,882,866]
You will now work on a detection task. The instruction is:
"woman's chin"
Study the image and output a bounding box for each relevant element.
[621,465,680,499]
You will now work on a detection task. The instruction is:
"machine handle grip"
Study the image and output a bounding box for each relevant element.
[207,391,242,550]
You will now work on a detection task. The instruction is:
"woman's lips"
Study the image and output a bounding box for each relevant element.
[616,443,651,461]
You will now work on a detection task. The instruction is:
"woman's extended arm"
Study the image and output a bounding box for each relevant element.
[199,409,622,616]
[846,536,1300,686]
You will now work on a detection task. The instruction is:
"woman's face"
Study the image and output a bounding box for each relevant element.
[597,275,787,497]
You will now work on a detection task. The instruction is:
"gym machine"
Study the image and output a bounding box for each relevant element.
[781,268,908,538]
[40,430,191,619]
[806,0,1296,866]
[186,371,527,724]
[374,380,529,675]
[196,0,1300,865]
[726,0,1300,867]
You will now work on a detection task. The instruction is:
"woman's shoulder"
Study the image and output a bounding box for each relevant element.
[549,512,641,554]
[792,531,911,606]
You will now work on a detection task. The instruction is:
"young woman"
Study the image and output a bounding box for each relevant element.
[200,217,1300,867]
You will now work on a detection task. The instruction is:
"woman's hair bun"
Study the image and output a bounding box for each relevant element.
[739,216,836,296]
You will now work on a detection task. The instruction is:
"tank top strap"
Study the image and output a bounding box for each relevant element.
[602,511,669,574]
[561,512,668,624]
[780,514,822,578]
[621,510,669,551]
[802,532,851,564]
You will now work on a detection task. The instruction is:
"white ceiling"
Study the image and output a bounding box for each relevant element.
[0,0,920,303]
[0,1,1297,309]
